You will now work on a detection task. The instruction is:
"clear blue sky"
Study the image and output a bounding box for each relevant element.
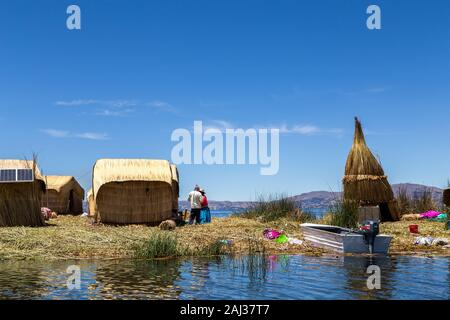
[1,0,449,201]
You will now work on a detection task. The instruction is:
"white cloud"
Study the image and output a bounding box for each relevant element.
[363,87,388,94]
[291,125,321,135]
[187,121,342,137]
[56,99,178,116]
[74,132,109,140]
[41,129,70,138]
[94,109,134,117]
[203,120,234,132]
[41,129,109,140]
[272,124,343,136]
[271,86,389,101]
[55,99,97,106]
[56,99,137,107]
[147,100,178,114]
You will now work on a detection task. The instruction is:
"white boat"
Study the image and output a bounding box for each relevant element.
[300,223,392,254]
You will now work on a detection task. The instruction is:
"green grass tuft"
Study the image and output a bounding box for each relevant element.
[134,232,179,259]
[239,194,314,223]
[329,198,359,228]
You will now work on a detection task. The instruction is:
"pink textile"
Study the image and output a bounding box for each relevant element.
[419,210,441,219]
[41,207,52,221]
[263,229,281,240]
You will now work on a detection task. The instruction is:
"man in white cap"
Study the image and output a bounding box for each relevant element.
[187,185,202,224]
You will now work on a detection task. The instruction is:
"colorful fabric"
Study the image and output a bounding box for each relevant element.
[199,207,211,224]
[275,234,288,244]
[201,195,208,207]
[419,211,441,219]
[263,229,281,240]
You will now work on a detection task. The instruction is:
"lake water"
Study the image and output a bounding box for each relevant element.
[211,207,328,219]
[0,255,448,300]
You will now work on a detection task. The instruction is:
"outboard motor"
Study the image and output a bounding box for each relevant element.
[359,221,379,254]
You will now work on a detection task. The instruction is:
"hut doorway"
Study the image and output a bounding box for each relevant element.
[379,203,393,222]
[69,190,75,213]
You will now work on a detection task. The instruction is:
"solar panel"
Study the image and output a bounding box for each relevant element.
[0,169,16,182]
[0,169,34,183]
[17,169,34,182]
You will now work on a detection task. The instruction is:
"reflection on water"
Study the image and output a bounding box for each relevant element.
[0,255,448,300]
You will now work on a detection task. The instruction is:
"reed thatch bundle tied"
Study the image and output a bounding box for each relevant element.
[87,188,96,217]
[443,188,450,206]
[0,159,46,227]
[343,118,399,221]
[92,159,177,224]
[43,176,85,214]
[170,164,179,212]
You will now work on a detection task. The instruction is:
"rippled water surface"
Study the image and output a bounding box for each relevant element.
[0,255,448,300]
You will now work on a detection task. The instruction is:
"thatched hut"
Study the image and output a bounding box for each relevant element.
[42,176,84,214]
[443,188,450,207]
[170,164,179,213]
[0,160,46,227]
[92,159,175,224]
[343,118,399,221]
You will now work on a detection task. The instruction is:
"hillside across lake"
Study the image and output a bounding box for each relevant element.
[179,183,444,211]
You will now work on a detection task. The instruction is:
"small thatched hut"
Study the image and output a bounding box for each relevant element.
[0,160,46,227]
[343,118,399,221]
[92,159,175,224]
[42,176,84,214]
[170,164,179,213]
[443,188,450,207]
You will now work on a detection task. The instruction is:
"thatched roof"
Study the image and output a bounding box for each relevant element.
[170,164,179,184]
[0,159,45,183]
[343,118,398,221]
[44,176,84,198]
[92,159,173,199]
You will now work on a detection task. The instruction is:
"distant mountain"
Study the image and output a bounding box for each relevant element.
[178,200,254,212]
[289,191,340,209]
[179,183,444,211]
[391,183,443,203]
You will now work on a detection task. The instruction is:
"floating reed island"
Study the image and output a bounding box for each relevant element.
[0,118,448,260]
[0,215,448,260]
[0,159,45,227]
[42,176,84,214]
[343,117,400,222]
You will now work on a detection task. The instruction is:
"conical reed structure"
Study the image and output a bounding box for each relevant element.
[343,117,399,221]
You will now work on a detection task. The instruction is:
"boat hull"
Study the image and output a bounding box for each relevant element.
[300,223,392,254]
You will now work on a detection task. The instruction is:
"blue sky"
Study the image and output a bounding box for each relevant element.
[1,0,450,201]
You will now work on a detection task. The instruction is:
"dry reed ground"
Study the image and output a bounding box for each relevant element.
[0,215,448,260]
